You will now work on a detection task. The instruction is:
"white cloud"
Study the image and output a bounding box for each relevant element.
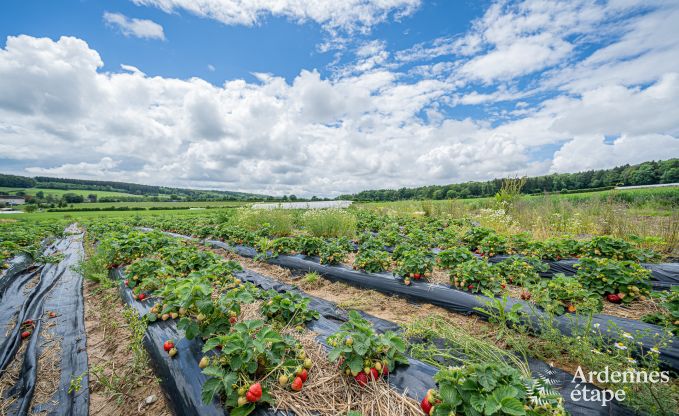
[207,64,215,71]
[2,0,679,197]
[551,134,679,173]
[103,12,166,40]
[130,0,420,33]
[26,157,121,177]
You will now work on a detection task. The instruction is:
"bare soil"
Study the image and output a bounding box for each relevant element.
[84,280,172,416]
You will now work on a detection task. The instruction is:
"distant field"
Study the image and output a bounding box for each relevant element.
[0,207,234,221]
[0,187,141,198]
[79,200,249,209]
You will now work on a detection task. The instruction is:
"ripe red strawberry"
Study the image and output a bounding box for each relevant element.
[246,383,262,402]
[291,376,303,391]
[501,284,506,289]
[21,331,31,339]
[138,293,146,301]
[22,319,34,326]
[163,340,174,352]
[48,311,57,318]
[606,293,622,304]
[297,368,308,383]
[421,396,433,414]
[354,372,368,387]
[413,273,422,279]
[124,280,129,287]
[229,316,237,324]
[468,284,474,290]
[369,367,380,381]
[382,364,389,377]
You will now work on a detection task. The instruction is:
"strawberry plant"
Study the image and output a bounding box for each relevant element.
[394,249,435,281]
[642,286,679,335]
[327,311,408,385]
[531,275,602,315]
[256,237,298,258]
[168,278,259,338]
[297,236,324,256]
[429,363,566,416]
[436,246,474,269]
[353,249,391,273]
[493,257,546,286]
[506,233,533,255]
[260,290,319,326]
[125,257,172,289]
[217,225,258,246]
[477,234,508,257]
[450,259,502,294]
[575,257,651,303]
[462,226,495,249]
[541,238,581,260]
[319,237,352,265]
[581,236,656,262]
[201,320,308,415]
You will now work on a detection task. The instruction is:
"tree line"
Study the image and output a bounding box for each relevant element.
[340,159,679,201]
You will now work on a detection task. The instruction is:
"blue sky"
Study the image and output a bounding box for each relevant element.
[0,0,678,196]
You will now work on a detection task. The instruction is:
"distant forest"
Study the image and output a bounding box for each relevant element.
[0,174,266,201]
[341,159,679,201]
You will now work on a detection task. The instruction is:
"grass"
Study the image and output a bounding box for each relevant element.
[1,207,237,222]
[301,209,357,238]
[358,186,679,255]
[231,208,296,237]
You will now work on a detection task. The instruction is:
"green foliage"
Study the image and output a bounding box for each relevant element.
[431,363,566,416]
[450,259,502,294]
[575,257,651,302]
[493,257,546,286]
[353,249,391,273]
[393,249,435,278]
[301,209,357,238]
[201,319,303,414]
[437,246,475,269]
[319,237,352,265]
[532,275,602,315]
[327,311,408,376]
[642,287,679,335]
[260,290,319,326]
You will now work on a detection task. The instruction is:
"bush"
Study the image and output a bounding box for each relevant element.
[301,209,356,238]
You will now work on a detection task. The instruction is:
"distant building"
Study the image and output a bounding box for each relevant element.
[0,196,25,206]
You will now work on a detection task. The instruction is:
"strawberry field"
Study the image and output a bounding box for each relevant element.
[0,206,678,415]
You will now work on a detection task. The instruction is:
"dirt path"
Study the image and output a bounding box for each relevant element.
[84,279,172,416]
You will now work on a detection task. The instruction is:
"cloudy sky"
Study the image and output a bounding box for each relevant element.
[1,0,678,197]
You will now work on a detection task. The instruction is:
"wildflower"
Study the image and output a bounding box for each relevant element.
[627,358,637,365]
[622,332,633,340]
[650,347,660,354]
[591,349,602,355]
[614,342,627,350]
[593,323,600,329]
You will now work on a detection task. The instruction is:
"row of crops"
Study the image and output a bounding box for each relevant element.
[124,210,678,334]
[84,222,571,416]
[1,210,677,415]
